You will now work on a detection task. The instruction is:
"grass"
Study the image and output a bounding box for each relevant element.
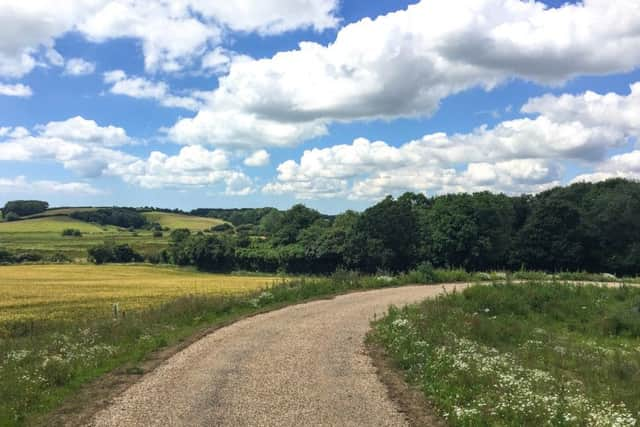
[371,282,640,426]
[141,211,226,230]
[0,210,228,260]
[0,217,107,233]
[0,264,281,323]
[0,265,483,426]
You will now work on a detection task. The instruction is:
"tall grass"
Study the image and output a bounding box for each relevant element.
[371,282,640,426]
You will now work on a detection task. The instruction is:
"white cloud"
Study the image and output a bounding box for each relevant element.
[38,116,131,147]
[572,151,640,184]
[64,57,96,75]
[264,82,640,199]
[0,83,32,97]
[109,145,254,195]
[0,0,339,77]
[244,150,270,167]
[104,70,201,111]
[0,116,135,177]
[523,82,640,140]
[0,176,102,195]
[168,110,327,148]
[170,0,640,149]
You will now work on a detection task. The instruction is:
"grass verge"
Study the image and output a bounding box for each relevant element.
[370,281,640,426]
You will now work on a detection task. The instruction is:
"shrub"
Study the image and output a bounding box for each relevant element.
[211,223,234,233]
[0,249,14,263]
[87,243,143,264]
[152,230,163,238]
[61,228,82,237]
[48,252,70,263]
[14,253,43,263]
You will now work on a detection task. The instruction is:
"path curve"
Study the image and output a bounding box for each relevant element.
[90,284,467,427]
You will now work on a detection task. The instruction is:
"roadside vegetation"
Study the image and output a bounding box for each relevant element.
[1,266,487,426]
[370,282,640,426]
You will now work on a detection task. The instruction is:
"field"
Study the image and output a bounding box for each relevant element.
[142,211,226,230]
[0,210,226,260]
[0,264,280,323]
[371,282,640,426]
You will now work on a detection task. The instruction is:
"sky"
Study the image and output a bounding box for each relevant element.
[1,0,640,214]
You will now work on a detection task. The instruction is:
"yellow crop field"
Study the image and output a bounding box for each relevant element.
[142,212,226,230]
[0,264,280,323]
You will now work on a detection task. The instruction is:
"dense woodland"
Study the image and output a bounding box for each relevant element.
[155,179,640,275]
[3,179,640,275]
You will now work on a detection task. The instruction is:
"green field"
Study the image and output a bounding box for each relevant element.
[372,282,640,426]
[142,211,226,230]
[0,210,226,260]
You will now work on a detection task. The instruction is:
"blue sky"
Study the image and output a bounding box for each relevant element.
[1,0,640,213]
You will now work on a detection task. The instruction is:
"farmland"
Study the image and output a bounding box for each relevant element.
[141,211,226,231]
[0,264,280,323]
[0,210,227,260]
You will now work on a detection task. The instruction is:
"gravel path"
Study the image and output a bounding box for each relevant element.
[90,284,466,427]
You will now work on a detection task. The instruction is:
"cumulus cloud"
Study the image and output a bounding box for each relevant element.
[265,83,640,199]
[64,57,96,75]
[572,151,640,184]
[104,70,202,111]
[169,0,640,149]
[522,82,640,140]
[244,150,270,167]
[0,176,102,195]
[108,145,254,194]
[0,0,339,78]
[0,116,135,177]
[0,83,33,97]
[38,116,132,147]
[0,117,255,195]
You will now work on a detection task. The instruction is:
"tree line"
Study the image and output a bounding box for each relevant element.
[150,178,640,275]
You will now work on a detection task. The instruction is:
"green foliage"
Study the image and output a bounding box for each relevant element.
[4,212,20,222]
[87,243,143,264]
[71,208,147,229]
[372,283,640,426]
[61,228,82,237]
[211,223,234,233]
[2,200,48,217]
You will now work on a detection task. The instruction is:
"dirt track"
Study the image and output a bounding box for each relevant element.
[89,284,466,426]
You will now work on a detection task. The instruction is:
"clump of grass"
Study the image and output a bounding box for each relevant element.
[371,282,640,426]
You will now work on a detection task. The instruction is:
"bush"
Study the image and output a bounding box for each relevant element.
[14,252,43,263]
[152,230,163,238]
[48,252,70,263]
[211,223,234,233]
[87,243,143,264]
[0,249,14,263]
[61,228,82,237]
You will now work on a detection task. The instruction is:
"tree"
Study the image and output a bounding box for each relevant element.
[2,200,48,217]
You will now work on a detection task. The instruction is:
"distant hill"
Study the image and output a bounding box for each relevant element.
[142,211,227,231]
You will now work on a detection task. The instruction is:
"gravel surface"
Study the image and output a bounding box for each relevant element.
[90,284,467,427]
